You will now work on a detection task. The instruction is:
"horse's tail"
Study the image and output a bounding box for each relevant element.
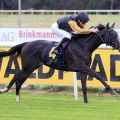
[0,42,28,57]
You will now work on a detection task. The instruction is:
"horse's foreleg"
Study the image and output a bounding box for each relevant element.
[80,73,88,103]
[83,66,116,94]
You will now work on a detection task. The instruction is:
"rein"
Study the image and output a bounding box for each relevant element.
[96,32,105,43]
[83,34,94,42]
[84,32,105,43]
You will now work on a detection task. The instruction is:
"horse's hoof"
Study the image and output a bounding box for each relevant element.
[84,99,88,103]
[16,95,20,102]
[110,89,118,95]
[0,87,8,94]
[84,101,88,103]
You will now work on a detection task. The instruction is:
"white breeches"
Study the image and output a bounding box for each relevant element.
[51,22,72,39]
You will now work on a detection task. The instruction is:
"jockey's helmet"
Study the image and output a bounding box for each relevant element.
[76,12,90,22]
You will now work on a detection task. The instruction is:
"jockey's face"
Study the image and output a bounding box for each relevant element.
[77,20,87,28]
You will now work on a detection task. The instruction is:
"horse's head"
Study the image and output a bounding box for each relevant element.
[97,23,120,51]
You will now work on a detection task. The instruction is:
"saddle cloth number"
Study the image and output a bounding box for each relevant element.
[49,47,56,59]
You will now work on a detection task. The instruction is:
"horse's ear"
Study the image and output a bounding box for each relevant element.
[110,22,115,29]
[106,23,109,29]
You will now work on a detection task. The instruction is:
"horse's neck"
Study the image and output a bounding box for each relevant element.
[87,38,102,53]
[77,34,102,53]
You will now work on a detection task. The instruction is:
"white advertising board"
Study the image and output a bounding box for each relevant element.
[0,28,61,46]
[0,28,119,48]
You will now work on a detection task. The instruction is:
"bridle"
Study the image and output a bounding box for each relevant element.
[96,32,105,43]
[97,30,120,51]
[84,29,120,50]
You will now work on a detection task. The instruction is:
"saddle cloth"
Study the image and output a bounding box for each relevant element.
[43,42,67,71]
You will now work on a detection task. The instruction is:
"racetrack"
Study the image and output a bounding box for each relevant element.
[0,91,120,120]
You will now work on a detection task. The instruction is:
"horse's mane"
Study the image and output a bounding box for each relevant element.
[96,24,105,30]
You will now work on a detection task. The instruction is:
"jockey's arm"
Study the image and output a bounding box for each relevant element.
[68,20,91,34]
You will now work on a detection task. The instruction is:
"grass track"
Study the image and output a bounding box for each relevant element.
[0,91,120,120]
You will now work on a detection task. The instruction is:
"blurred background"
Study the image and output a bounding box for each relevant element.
[0,0,120,28]
[0,0,120,10]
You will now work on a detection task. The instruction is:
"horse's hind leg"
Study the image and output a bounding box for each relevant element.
[15,69,32,102]
[0,70,22,94]
[15,64,41,102]
[0,68,32,101]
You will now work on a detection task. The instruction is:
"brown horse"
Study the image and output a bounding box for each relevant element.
[0,23,119,103]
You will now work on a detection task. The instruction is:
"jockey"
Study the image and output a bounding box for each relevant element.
[51,12,99,55]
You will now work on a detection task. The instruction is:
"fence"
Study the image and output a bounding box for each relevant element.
[0,10,120,28]
[0,10,120,15]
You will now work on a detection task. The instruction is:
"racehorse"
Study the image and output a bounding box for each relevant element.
[0,23,119,103]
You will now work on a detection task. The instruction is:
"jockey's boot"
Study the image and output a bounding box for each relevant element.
[53,37,70,55]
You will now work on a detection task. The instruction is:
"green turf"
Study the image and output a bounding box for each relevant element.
[0,91,120,120]
[0,14,120,28]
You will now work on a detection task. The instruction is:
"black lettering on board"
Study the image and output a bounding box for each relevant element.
[88,54,107,81]
[110,55,120,82]
[58,70,64,80]
[38,66,54,79]
[29,71,36,78]
[0,58,3,70]
[4,56,20,78]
